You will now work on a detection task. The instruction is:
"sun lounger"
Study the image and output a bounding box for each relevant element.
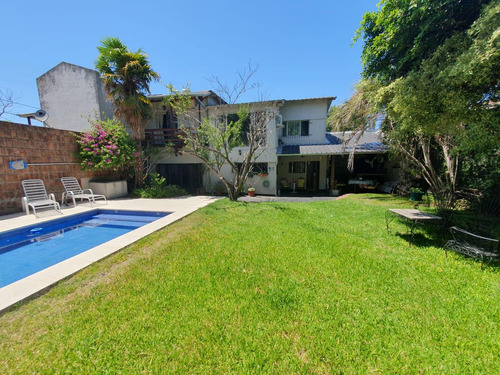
[60,177,107,207]
[22,179,62,218]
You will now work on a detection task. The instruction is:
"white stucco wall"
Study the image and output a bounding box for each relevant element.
[37,62,113,132]
[279,99,330,145]
[156,148,278,195]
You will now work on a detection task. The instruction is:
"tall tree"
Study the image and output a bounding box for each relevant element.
[165,65,277,201]
[345,0,499,209]
[95,37,159,187]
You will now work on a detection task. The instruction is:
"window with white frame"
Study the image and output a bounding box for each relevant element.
[288,161,305,173]
[283,120,309,137]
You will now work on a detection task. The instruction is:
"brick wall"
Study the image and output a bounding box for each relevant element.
[0,121,115,215]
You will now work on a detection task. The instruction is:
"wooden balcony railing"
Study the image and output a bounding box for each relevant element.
[144,128,187,147]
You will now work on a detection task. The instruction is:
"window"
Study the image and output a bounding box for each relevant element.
[162,110,178,129]
[236,162,268,174]
[283,120,309,137]
[252,163,268,174]
[289,161,305,173]
[275,114,282,126]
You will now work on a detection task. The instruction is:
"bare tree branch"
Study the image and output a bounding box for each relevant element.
[165,68,276,200]
[0,89,15,119]
[207,62,260,104]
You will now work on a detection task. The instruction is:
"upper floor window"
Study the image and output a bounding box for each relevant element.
[162,110,178,129]
[283,120,309,137]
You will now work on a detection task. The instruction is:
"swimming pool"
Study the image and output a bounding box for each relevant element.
[0,210,168,288]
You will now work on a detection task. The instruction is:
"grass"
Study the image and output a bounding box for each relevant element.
[0,195,499,373]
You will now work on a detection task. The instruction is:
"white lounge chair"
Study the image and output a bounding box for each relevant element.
[60,177,107,207]
[22,179,62,218]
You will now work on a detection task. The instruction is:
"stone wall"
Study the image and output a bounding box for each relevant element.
[0,121,114,215]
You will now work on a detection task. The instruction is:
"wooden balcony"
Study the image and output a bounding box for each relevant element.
[144,128,186,147]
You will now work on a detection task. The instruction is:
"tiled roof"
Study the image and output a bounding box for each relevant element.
[278,130,387,155]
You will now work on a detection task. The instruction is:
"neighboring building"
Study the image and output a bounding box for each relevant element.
[36,62,113,131]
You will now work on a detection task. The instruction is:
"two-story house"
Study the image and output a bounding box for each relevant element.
[144,94,396,196]
[143,93,334,195]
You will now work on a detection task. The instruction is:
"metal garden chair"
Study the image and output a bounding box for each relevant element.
[22,179,62,218]
[60,177,107,207]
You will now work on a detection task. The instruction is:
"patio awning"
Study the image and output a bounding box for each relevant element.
[277,130,387,156]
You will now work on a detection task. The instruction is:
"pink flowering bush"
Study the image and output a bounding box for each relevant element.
[74,119,136,174]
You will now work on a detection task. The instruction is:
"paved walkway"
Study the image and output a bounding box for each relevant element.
[0,196,219,313]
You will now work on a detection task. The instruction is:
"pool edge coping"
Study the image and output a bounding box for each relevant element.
[0,197,219,314]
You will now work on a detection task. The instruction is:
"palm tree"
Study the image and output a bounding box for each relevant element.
[95,36,159,187]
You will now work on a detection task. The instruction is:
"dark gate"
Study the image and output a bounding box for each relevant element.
[156,164,203,194]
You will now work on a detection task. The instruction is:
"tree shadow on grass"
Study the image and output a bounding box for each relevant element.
[364,195,412,206]
[365,195,394,201]
[395,232,444,248]
[447,252,500,271]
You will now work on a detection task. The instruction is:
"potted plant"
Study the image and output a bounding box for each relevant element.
[247,187,256,197]
[410,187,425,202]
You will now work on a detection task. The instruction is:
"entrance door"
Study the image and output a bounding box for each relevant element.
[307,161,320,191]
[157,164,202,194]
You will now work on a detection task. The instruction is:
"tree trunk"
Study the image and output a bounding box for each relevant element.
[134,140,144,188]
[393,134,456,210]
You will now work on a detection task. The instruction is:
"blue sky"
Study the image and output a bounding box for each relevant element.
[1,0,378,124]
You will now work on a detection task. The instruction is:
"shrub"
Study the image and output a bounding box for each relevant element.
[133,173,187,198]
[74,118,136,175]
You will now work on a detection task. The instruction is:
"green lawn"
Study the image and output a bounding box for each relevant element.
[1,195,499,373]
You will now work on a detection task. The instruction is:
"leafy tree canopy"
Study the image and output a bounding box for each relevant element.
[95,37,159,141]
[355,0,492,82]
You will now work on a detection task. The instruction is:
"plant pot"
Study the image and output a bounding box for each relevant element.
[89,180,127,199]
[248,191,255,197]
[410,191,425,201]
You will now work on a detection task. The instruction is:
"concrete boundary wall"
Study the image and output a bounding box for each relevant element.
[0,121,113,215]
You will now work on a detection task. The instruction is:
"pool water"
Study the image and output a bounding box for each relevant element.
[0,210,168,288]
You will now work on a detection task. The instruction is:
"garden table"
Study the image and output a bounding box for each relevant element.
[386,208,442,245]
